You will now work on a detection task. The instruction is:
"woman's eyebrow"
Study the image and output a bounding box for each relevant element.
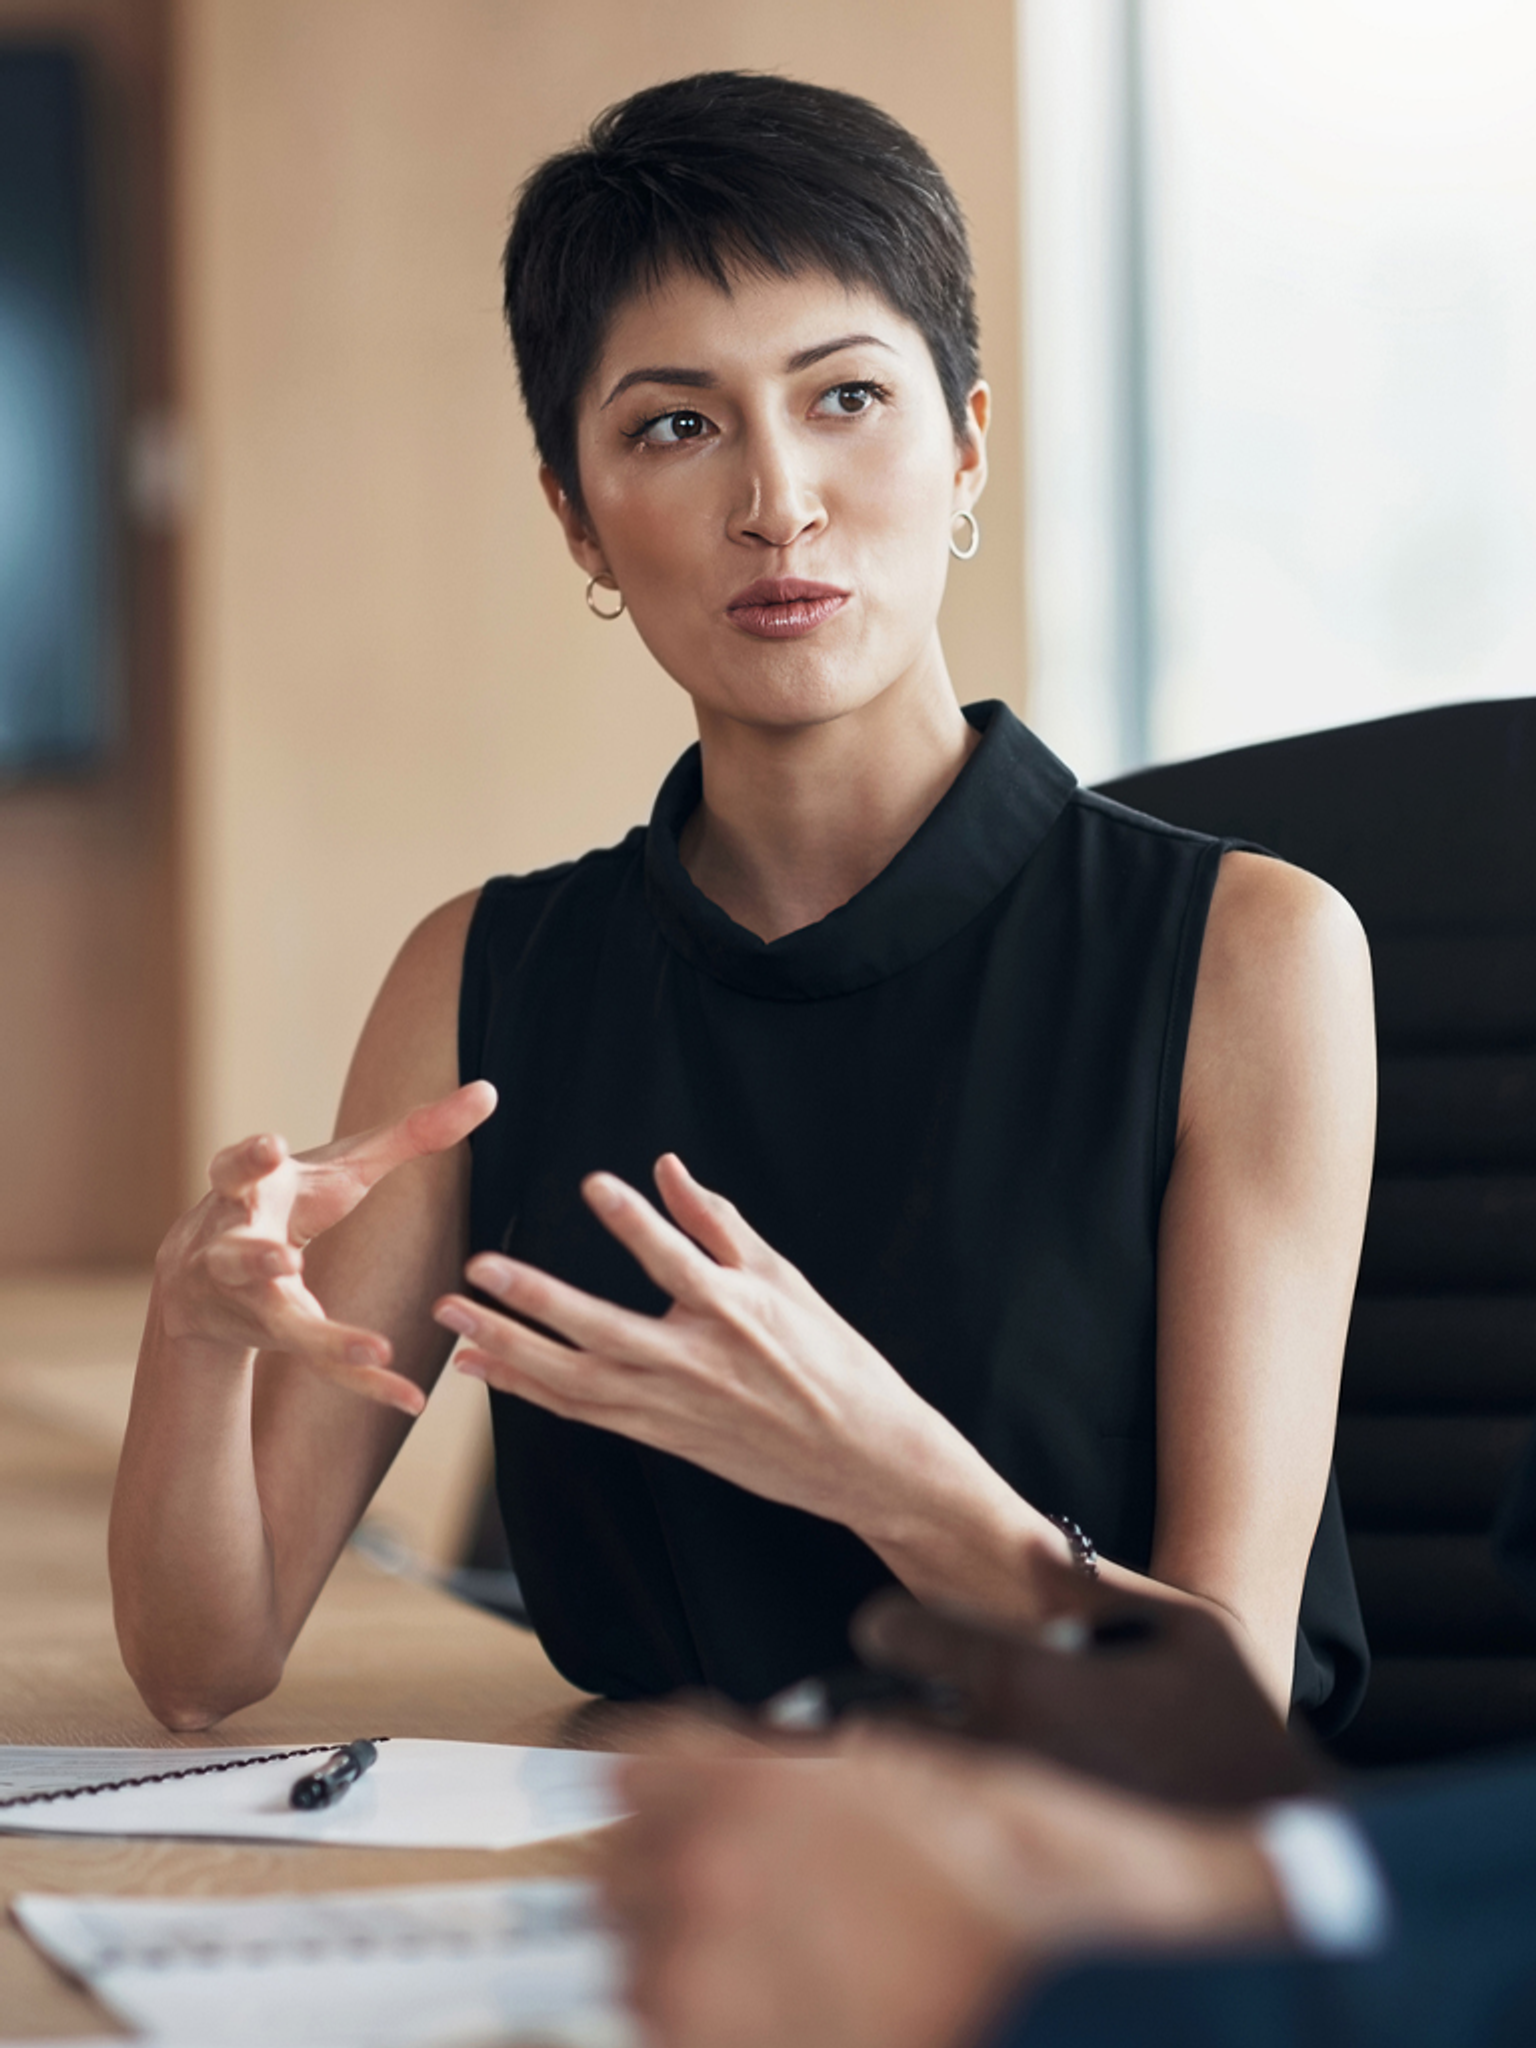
[785,332,895,372]
[600,334,896,410]
[601,366,716,409]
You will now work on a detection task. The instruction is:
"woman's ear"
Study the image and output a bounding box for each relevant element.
[538,464,611,580]
[954,382,990,510]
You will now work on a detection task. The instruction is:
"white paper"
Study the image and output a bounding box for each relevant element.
[0,1741,627,1851]
[0,1745,293,1801]
[15,1878,635,2047]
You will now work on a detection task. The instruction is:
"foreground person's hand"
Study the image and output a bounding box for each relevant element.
[603,1729,1289,2048]
[852,1565,1330,1807]
[153,1080,497,1413]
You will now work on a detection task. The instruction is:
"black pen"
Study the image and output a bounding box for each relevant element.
[289,1739,379,1810]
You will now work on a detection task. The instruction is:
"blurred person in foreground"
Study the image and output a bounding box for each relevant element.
[607,1504,1536,2048]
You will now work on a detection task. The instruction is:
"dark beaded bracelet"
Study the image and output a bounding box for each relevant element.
[1046,1512,1101,1580]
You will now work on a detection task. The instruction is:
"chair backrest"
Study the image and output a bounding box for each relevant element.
[1100,699,1536,1767]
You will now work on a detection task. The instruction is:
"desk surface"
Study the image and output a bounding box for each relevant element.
[0,1375,597,2039]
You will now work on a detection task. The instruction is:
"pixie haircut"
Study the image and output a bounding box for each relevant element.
[503,71,981,511]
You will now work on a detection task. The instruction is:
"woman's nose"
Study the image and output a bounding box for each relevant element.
[730,429,828,549]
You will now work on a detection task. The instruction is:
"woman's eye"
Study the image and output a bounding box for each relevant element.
[813,381,886,417]
[629,409,712,445]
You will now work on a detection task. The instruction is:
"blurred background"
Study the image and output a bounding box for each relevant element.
[1,0,1532,1570]
[0,0,1031,1276]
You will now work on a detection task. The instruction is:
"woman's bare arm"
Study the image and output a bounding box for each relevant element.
[1147,851,1376,1704]
[851,850,1374,1701]
[108,891,486,1730]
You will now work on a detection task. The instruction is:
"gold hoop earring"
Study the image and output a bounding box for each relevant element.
[949,510,980,561]
[585,575,626,620]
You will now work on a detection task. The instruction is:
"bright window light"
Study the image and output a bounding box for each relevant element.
[1024,0,1536,776]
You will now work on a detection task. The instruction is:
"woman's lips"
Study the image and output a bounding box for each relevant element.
[726,579,851,640]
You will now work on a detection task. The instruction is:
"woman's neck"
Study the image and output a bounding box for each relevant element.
[678,664,981,943]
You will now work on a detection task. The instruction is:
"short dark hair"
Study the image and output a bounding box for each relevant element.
[503,71,981,511]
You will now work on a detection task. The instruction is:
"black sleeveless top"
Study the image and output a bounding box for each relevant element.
[460,701,1368,1733]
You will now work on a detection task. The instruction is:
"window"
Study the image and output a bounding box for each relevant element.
[1025,0,1536,778]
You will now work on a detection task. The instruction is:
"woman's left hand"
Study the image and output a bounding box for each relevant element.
[432,1154,981,1539]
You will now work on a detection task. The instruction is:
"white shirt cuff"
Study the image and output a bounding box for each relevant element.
[1254,1800,1395,1956]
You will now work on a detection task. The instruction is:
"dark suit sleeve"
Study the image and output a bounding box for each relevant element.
[985,1757,1536,2048]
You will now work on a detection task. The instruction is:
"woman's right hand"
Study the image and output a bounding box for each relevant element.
[154,1079,497,1414]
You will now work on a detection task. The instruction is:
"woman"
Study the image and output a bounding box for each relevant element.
[109,73,1374,1733]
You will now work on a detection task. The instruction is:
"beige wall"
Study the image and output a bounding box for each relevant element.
[0,0,180,1267]
[177,0,1027,1173]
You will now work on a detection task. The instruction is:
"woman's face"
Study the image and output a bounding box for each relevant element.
[545,265,987,733]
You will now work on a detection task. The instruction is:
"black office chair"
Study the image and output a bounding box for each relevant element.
[1101,698,1536,1767]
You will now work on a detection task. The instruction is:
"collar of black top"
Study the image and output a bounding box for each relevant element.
[641,700,1078,1002]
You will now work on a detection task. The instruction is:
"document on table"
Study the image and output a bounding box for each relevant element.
[15,1877,635,2047]
[0,1740,626,1850]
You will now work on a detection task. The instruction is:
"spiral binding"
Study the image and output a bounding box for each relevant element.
[0,1738,389,1812]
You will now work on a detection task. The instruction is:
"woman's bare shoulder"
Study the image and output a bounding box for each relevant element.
[390,887,485,980]
[1202,849,1369,996]
[1180,850,1375,1152]
[336,889,484,1129]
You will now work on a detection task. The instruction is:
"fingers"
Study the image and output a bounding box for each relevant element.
[327,1081,498,1189]
[623,1727,764,1785]
[201,1237,302,1288]
[261,1283,424,1415]
[453,1253,678,1371]
[189,1225,424,1415]
[191,1109,457,1417]
[207,1132,289,1203]
[446,1312,652,1430]
[853,1584,1165,1689]
[283,1084,499,1247]
[853,1592,1014,1695]
[652,1154,768,1272]
[581,1172,727,1310]
[261,1283,383,1368]
[209,1085,495,1247]
[604,1755,734,1961]
[608,1754,754,1920]
[449,1330,631,1422]
[378,1077,498,1165]
[303,1352,426,1416]
[436,1261,651,1420]
[332,1360,426,1415]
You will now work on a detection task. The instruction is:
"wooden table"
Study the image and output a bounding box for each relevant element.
[0,1370,600,2039]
